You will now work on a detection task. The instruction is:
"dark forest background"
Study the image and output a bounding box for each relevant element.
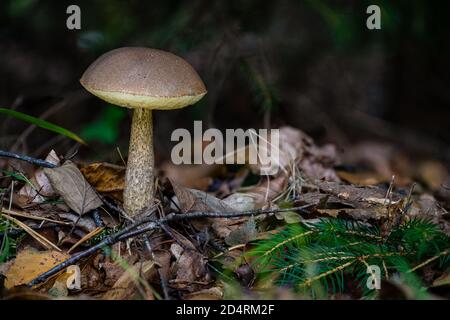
[1,0,449,167]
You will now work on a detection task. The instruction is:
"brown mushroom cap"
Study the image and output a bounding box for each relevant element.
[80,47,207,110]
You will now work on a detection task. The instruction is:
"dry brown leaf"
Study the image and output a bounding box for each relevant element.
[337,170,386,185]
[182,287,223,300]
[408,194,449,233]
[171,180,235,213]
[161,162,225,190]
[152,250,172,281]
[4,247,69,289]
[297,181,406,221]
[170,180,252,238]
[250,126,339,181]
[170,244,210,291]
[224,217,257,246]
[314,180,400,204]
[211,217,248,238]
[222,193,256,211]
[80,262,102,290]
[18,150,60,203]
[58,212,97,233]
[102,261,155,300]
[97,243,139,287]
[80,162,125,202]
[44,160,103,215]
[166,228,197,251]
[245,175,288,207]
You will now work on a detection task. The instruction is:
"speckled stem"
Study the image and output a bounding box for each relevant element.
[124,108,154,217]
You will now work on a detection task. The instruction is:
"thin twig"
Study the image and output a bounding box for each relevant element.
[27,204,313,287]
[27,209,158,287]
[143,234,170,300]
[0,150,57,168]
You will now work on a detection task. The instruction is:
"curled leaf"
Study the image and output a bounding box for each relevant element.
[44,161,103,215]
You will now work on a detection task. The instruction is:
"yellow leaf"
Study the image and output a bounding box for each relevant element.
[4,247,69,289]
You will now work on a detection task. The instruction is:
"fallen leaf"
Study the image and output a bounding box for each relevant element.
[182,287,223,300]
[161,162,224,190]
[408,194,449,233]
[295,181,407,221]
[170,178,277,239]
[170,243,210,291]
[245,175,288,207]
[250,126,339,181]
[222,193,256,211]
[225,217,257,246]
[18,150,60,203]
[102,261,155,300]
[97,244,139,287]
[80,162,125,202]
[152,250,172,281]
[211,217,248,239]
[80,263,102,290]
[58,212,97,233]
[44,160,103,215]
[166,227,197,251]
[337,170,386,185]
[171,180,235,213]
[4,247,69,288]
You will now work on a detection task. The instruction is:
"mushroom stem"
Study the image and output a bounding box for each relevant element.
[124,108,154,216]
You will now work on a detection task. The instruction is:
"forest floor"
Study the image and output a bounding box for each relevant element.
[0,125,449,300]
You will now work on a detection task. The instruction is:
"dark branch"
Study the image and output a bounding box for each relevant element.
[27,204,313,287]
[0,150,57,168]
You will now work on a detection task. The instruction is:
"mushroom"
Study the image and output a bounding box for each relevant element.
[80,47,206,217]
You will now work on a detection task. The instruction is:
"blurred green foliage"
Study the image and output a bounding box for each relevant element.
[81,105,126,144]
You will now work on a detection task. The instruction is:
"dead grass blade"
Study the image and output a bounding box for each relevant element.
[1,213,61,251]
[1,207,71,226]
[67,226,104,254]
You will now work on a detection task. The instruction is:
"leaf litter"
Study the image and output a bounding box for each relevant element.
[0,126,449,300]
